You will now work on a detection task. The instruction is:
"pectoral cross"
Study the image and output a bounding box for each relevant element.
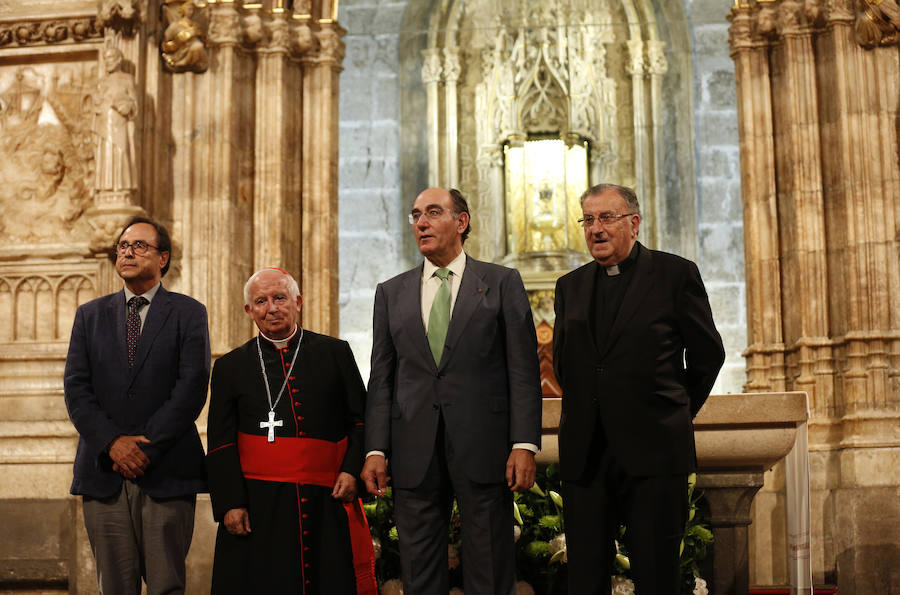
[260,410,283,443]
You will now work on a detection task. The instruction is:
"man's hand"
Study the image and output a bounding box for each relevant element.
[506,448,536,492]
[361,455,390,496]
[331,472,357,502]
[224,508,251,536]
[108,435,151,479]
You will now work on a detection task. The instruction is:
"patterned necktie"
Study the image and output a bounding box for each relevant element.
[427,268,452,366]
[126,296,148,368]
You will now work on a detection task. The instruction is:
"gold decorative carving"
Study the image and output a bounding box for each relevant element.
[0,18,102,48]
[161,0,209,73]
[855,0,900,47]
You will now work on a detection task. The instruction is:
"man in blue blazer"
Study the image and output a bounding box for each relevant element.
[362,188,542,595]
[64,217,210,595]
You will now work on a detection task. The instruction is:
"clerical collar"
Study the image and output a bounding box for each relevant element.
[602,243,639,277]
[258,325,298,350]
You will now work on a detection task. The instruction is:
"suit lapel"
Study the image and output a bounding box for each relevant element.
[108,291,128,370]
[602,243,653,357]
[398,265,434,369]
[128,286,173,386]
[440,255,486,371]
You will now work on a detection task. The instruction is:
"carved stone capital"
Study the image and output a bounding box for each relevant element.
[84,198,145,253]
[625,39,645,76]
[310,25,345,67]
[208,3,241,46]
[729,6,757,53]
[646,40,667,76]
[241,10,264,47]
[97,0,141,36]
[442,47,461,83]
[291,22,318,57]
[421,48,443,84]
[777,0,816,37]
[265,13,291,52]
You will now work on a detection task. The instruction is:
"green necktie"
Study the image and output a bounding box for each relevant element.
[427,268,452,366]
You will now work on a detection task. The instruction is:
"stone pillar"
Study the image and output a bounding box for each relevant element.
[170,1,255,354]
[730,0,900,591]
[442,47,461,188]
[252,9,302,278]
[770,0,834,417]
[625,39,649,223]
[422,48,443,187]
[729,4,786,393]
[300,22,345,335]
[697,472,766,595]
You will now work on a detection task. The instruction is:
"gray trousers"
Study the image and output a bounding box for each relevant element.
[82,481,196,595]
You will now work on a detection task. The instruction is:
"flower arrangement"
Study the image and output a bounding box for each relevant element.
[363,464,713,594]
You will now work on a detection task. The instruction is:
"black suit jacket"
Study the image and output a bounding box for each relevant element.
[552,243,725,479]
[365,255,542,488]
[64,285,211,498]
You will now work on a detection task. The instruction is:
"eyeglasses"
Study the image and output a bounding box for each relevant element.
[408,206,453,225]
[577,213,635,228]
[115,240,160,255]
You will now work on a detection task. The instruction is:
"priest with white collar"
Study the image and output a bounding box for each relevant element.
[206,267,376,594]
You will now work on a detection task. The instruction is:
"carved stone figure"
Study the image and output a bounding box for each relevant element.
[161,1,208,73]
[98,0,140,32]
[93,46,137,194]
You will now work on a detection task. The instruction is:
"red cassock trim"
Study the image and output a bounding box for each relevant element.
[343,499,378,595]
[237,432,348,487]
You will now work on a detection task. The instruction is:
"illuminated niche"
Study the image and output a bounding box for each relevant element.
[503,137,589,259]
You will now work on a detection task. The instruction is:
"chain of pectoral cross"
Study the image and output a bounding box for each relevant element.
[255,329,303,442]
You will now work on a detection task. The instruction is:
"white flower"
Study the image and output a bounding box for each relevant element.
[610,575,635,595]
[515,580,535,595]
[548,533,567,564]
[381,578,403,595]
[448,544,460,570]
[513,524,522,542]
[372,536,382,560]
[693,577,708,595]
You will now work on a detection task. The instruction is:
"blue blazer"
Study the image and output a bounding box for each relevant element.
[64,285,211,499]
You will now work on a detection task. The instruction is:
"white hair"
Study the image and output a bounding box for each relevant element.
[243,268,300,305]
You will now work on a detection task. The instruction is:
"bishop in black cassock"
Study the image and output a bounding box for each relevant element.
[207,268,376,595]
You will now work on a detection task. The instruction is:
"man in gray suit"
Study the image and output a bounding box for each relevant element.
[362,188,542,595]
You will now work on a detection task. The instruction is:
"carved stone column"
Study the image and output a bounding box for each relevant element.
[646,39,668,252]
[300,22,345,335]
[170,1,254,354]
[422,48,443,187]
[731,0,900,591]
[442,47,461,188]
[770,0,834,419]
[729,4,786,393]
[625,39,649,216]
[252,9,302,278]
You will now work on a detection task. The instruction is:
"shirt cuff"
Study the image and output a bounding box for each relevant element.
[512,442,539,454]
[365,450,386,459]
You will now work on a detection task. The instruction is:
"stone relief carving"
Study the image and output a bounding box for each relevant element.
[0,63,94,245]
[161,0,209,73]
[0,18,102,48]
[0,272,96,343]
[93,46,136,196]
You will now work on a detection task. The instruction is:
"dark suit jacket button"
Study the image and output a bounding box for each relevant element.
[432,403,439,410]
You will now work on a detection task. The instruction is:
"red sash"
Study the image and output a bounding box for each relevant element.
[237,432,347,487]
